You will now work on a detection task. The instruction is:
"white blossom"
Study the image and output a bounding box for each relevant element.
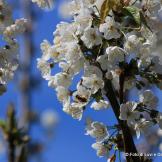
[157,128,162,136]
[99,16,120,40]
[84,64,103,78]
[82,74,104,94]
[159,143,162,151]
[97,54,108,71]
[0,0,26,92]
[55,86,70,103]
[37,58,51,80]
[91,100,109,110]
[74,7,93,34]
[40,40,53,61]
[81,27,102,49]
[63,102,84,120]
[92,142,109,157]
[155,112,162,129]
[124,34,141,55]
[36,0,162,156]
[119,102,140,125]
[86,121,108,141]
[106,46,126,70]
[52,72,71,88]
[73,85,91,104]
[139,90,158,109]
[134,119,154,139]
[3,18,27,39]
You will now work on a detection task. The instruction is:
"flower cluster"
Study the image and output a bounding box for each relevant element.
[119,90,161,138]
[85,119,123,160]
[0,0,27,95]
[86,120,110,157]
[37,0,162,159]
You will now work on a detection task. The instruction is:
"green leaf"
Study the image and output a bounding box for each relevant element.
[123,6,141,25]
[0,120,6,130]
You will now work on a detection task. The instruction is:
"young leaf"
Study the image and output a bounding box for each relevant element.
[100,0,116,23]
[0,120,6,130]
[123,6,141,25]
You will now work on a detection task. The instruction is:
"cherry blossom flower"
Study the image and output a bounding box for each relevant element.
[119,102,140,125]
[91,100,109,110]
[92,142,109,157]
[139,90,158,109]
[81,27,102,49]
[99,16,120,40]
[0,0,27,94]
[86,121,109,141]
[37,0,162,159]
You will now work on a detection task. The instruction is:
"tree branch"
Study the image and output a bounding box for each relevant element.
[7,105,16,162]
[119,72,125,104]
[104,79,141,162]
[8,137,15,162]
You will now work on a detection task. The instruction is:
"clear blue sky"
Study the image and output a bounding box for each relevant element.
[0,1,162,162]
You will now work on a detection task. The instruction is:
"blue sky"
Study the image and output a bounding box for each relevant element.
[0,0,162,162]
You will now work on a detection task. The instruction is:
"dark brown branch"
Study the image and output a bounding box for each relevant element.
[8,132,15,162]
[17,145,27,162]
[119,72,131,162]
[104,79,141,162]
[7,105,16,162]
[119,72,125,104]
[8,138,15,162]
